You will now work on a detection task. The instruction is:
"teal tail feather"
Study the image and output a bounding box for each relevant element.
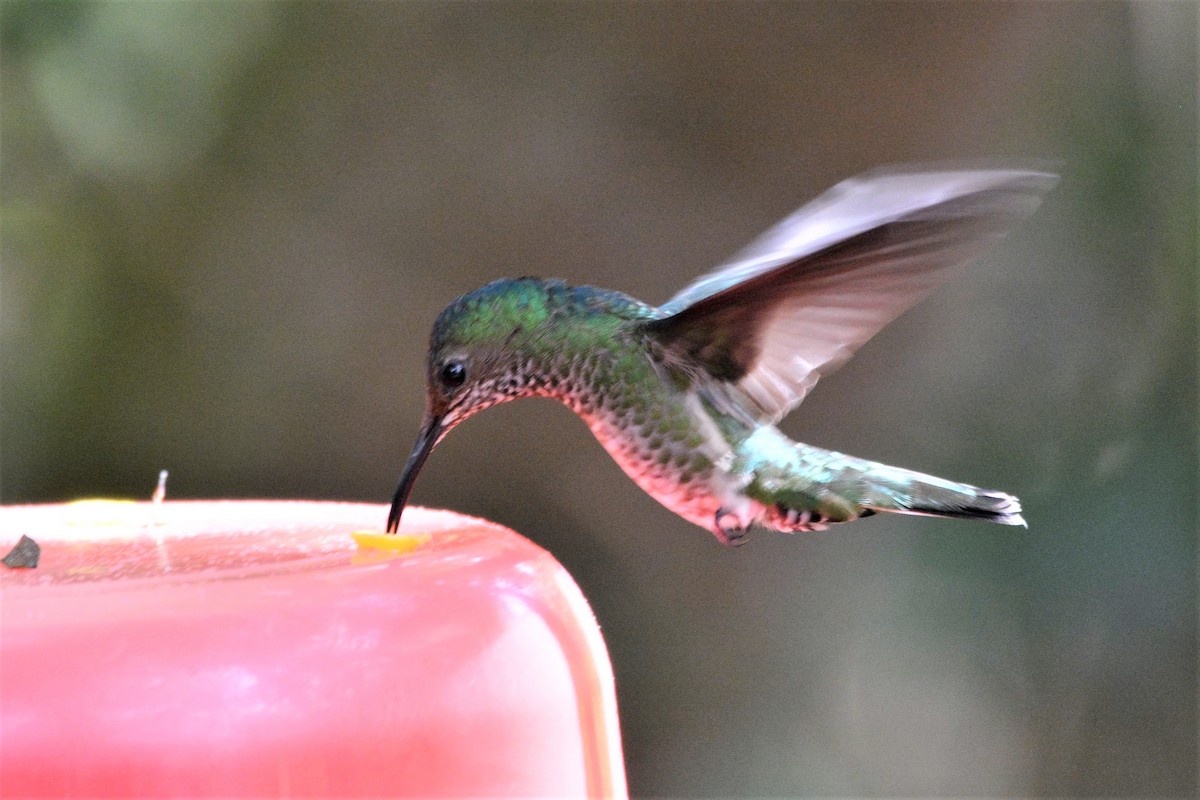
[861,467,1027,527]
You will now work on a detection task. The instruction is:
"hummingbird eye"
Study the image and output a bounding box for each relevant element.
[439,360,466,389]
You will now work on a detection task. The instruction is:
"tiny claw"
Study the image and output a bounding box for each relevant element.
[714,507,748,547]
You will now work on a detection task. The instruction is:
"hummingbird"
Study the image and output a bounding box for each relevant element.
[387,165,1056,545]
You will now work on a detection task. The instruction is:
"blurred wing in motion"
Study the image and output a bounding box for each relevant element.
[646,166,1058,424]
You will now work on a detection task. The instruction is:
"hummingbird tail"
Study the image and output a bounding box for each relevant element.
[862,469,1027,527]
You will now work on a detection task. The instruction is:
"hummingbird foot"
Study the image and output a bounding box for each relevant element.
[713,507,749,548]
[775,504,832,532]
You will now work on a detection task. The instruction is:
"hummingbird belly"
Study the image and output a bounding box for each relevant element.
[572,390,760,536]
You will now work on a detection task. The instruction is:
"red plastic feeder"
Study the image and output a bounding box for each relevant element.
[0,500,626,797]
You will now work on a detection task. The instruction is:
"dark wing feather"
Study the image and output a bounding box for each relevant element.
[645,167,1057,424]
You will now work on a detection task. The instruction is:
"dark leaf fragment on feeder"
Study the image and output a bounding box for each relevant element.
[2,535,41,568]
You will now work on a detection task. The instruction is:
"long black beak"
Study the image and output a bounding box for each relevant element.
[386,413,444,533]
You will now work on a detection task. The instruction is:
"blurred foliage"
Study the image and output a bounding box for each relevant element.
[2,1,1195,795]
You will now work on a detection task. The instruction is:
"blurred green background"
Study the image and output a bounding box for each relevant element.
[2,1,1195,794]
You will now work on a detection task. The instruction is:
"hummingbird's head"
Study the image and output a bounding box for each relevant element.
[386,278,556,532]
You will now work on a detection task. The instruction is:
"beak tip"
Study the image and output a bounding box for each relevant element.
[385,414,443,534]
